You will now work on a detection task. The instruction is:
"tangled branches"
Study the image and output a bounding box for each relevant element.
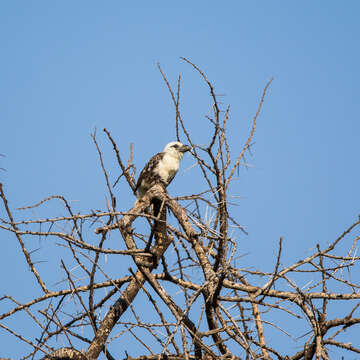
[1,59,360,360]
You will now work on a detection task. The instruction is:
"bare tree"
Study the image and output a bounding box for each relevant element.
[1,59,360,360]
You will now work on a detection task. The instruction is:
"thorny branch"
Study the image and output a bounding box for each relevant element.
[1,59,360,360]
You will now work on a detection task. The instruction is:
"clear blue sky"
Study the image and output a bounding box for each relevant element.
[1,1,360,358]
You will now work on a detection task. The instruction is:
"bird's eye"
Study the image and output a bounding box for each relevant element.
[172,144,179,148]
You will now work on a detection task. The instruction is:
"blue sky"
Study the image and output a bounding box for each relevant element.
[1,1,360,358]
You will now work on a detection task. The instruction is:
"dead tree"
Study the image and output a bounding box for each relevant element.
[1,59,360,360]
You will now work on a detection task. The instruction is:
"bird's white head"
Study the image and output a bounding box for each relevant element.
[163,141,191,160]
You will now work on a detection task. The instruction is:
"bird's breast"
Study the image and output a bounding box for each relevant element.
[157,156,180,184]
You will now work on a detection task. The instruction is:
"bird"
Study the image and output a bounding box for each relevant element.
[134,141,190,215]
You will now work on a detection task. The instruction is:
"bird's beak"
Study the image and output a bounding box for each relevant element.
[180,145,191,153]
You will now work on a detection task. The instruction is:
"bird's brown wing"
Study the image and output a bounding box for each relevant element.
[134,152,164,194]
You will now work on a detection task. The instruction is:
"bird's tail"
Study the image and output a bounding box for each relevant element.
[152,198,162,218]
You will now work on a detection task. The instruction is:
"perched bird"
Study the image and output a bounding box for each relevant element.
[135,141,190,214]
